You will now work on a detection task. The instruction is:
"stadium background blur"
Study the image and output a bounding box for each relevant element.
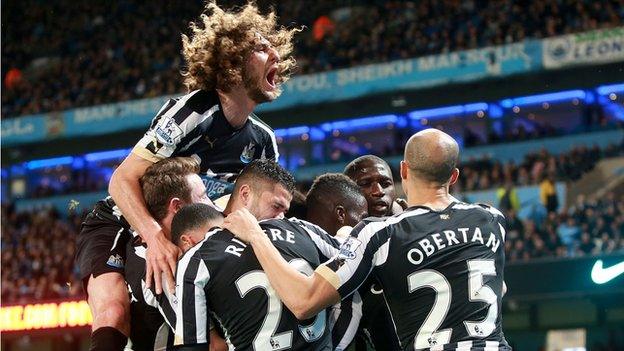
[1,0,623,350]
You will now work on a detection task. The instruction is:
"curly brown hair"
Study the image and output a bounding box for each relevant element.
[181,1,299,93]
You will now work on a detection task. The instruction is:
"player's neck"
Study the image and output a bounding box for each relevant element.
[159,216,173,240]
[406,181,456,211]
[218,88,256,129]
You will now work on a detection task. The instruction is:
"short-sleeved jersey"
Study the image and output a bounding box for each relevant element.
[316,202,511,351]
[132,89,279,200]
[175,218,341,350]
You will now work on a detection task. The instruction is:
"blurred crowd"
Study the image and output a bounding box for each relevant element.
[503,193,624,262]
[3,0,623,118]
[455,141,624,193]
[22,137,624,199]
[1,204,85,303]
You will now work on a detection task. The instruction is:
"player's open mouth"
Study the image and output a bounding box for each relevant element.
[265,67,277,89]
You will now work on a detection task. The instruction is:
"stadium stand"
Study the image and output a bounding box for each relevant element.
[1,204,85,303]
[2,0,623,118]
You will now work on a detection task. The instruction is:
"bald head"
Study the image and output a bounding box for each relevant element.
[404,129,459,185]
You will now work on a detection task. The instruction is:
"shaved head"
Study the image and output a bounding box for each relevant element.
[404,129,459,185]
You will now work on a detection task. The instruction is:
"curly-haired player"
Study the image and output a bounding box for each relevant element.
[75,2,301,350]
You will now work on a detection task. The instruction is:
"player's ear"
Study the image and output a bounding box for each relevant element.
[179,233,193,249]
[169,197,183,214]
[449,168,459,186]
[400,161,408,180]
[335,205,346,224]
[239,184,252,206]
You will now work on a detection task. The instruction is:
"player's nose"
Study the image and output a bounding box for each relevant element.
[268,46,280,63]
[371,182,385,196]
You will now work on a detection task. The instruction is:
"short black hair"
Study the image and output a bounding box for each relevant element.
[307,173,364,210]
[285,190,307,219]
[234,159,296,195]
[344,155,391,179]
[171,203,224,245]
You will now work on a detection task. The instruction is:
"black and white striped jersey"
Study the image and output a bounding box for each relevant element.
[125,237,178,351]
[125,238,177,329]
[174,218,341,350]
[316,202,511,351]
[132,89,279,200]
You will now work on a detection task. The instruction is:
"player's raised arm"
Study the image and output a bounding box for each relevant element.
[110,152,181,295]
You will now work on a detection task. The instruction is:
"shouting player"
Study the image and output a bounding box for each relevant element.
[225,129,511,350]
[75,2,299,350]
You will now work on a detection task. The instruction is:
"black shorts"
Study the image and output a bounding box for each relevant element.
[75,199,132,289]
[129,301,167,351]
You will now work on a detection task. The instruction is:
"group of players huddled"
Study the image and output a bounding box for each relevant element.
[75,2,511,350]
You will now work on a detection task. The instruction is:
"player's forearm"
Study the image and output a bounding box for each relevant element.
[109,165,162,242]
[249,230,330,319]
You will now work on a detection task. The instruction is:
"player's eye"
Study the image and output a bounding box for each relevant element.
[255,44,268,52]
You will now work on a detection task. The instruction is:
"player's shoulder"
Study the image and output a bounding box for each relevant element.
[285,217,323,232]
[451,201,506,219]
[248,113,276,135]
[355,207,432,235]
[259,218,310,238]
[183,227,231,258]
[168,89,219,115]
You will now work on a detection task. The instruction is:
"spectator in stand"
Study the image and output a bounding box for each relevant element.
[578,232,597,256]
[497,180,520,212]
[557,216,581,255]
[540,173,559,213]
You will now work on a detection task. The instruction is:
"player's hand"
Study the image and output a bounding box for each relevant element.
[391,198,409,215]
[223,208,264,244]
[395,198,409,209]
[145,232,181,295]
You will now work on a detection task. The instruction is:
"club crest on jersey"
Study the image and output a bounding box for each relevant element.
[338,237,362,260]
[106,254,124,268]
[155,116,183,146]
[240,142,256,163]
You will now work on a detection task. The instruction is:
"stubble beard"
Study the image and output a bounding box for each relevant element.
[242,66,281,104]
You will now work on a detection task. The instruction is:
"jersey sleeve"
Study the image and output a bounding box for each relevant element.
[133,91,213,162]
[263,130,279,162]
[315,219,392,298]
[249,115,279,162]
[174,253,211,346]
[477,203,507,241]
